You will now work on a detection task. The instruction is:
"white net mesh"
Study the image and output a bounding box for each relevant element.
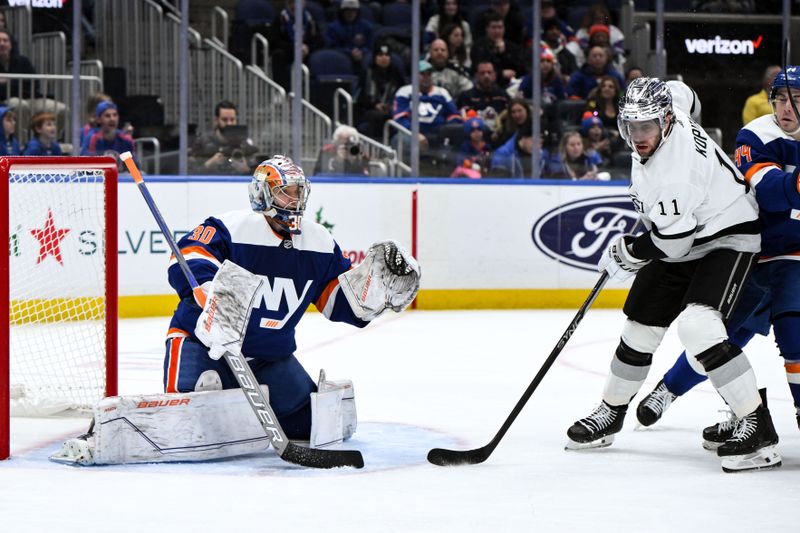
[9,168,108,416]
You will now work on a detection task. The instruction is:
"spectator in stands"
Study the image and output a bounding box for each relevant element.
[427,39,472,101]
[584,74,622,140]
[583,24,624,75]
[574,4,625,64]
[356,41,405,140]
[742,64,781,126]
[0,106,19,156]
[541,17,579,85]
[392,60,462,151]
[424,0,472,53]
[474,0,525,46]
[441,23,471,73]
[81,92,111,145]
[471,12,526,89]
[624,65,644,85]
[0,30,34,102]
[81,102,135,163]
[189,101,257,175]
[314,124,371,176]
[270,0,323,91]
[324,0,373,73]
[538,0,575,40]
[455,116,493,173]
[490,129,544,178]
[491,98,530,149]
[543,130,601,180]
[457,60,509,131]
[567,45,624,99]
[580,114,611,167]
[24,111,62,156]
[517,46,566,104]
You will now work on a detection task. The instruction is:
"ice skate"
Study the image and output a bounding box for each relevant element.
[566,401,627,450]
[701,410,738,451]
[717,391,781,473]
[636,380,677,427]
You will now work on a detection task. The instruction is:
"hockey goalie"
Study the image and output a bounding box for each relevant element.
[52,155,420,465]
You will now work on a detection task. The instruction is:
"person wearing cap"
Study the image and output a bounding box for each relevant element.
[517,45,565,104]
[540,17,579,85]
[567,45,624,100]
[80,101,135,163]
[455,116,492,173]
[0,106,19,156]
[391,59,462,152]
[427,38,472,101]
[324,0,373,70]
[574,5,625,63]
[471,11,526,89]
[580,114,611,166]
[357,41,406,139]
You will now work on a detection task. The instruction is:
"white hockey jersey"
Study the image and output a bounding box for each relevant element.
[628,109,760,262]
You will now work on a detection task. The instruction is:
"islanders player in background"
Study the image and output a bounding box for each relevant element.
[636,66,800,448]
[52,155,420,465]
[565,77,780,473]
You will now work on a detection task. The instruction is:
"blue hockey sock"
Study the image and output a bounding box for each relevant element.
[663,352,706,396]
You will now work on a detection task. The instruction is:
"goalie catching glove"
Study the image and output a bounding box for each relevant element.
[339,240,420,321]
[598,233,650,282]
[195,260,264,360]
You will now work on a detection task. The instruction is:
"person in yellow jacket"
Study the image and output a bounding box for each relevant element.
[741,65,781,125]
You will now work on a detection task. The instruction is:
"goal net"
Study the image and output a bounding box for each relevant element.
[1,156,118,459]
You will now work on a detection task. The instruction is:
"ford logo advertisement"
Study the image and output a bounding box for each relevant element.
[532,195,639,272]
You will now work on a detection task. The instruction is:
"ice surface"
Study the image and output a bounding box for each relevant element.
[2,310,796,532]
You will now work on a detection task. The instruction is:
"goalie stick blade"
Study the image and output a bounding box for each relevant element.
[427,446,490,466]
[280,442,364,469]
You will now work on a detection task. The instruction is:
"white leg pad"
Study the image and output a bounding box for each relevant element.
[52,387,272,465]
[310,370,357,448]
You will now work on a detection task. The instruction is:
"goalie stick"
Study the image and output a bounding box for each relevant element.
[783,39,800,126]
[120,152,364,470]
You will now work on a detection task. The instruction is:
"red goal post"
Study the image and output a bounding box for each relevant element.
[0,156,118,460]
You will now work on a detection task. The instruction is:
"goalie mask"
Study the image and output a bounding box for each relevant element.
[617,77,673,154]
[249,155,310,234]
[769,66,800,136]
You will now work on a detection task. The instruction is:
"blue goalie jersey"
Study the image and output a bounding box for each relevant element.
[166,210,367,360]
[735,114,800,259]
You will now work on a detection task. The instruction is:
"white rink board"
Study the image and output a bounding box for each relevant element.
[116,178,635,296]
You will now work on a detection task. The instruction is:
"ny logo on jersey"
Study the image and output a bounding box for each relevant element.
[418,102,443,121]
[254,276,313,329]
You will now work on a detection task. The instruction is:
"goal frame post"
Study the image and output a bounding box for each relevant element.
[0,156,118,460]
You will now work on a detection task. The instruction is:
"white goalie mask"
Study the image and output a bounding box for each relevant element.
[617,77,673,153]
[248,155,310,234]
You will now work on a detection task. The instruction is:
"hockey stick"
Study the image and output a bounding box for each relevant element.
[783,39,800,127]
[427,271,610,466]
[120,152,364,469]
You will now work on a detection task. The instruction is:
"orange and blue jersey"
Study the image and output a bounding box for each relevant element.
[80,129,135,156]
[166,209,367,362]
[735,114,800,259]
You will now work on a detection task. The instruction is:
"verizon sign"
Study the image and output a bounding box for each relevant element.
[685,35,763,55]
[7,0,66,7]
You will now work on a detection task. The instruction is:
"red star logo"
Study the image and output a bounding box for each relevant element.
[30,209,71,266]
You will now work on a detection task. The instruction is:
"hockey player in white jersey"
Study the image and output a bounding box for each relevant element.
[566,77,781,472]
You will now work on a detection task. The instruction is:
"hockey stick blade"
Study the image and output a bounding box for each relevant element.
[427,446,491,466]
[282,442,364,469]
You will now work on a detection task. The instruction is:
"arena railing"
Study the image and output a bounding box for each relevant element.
[243,65,289,159]
[210,6,229,51]
[165,12,203,128]
[250,33,271,79]
[333,88,353,127]
[1,4,32,58]
[0,73,103,147]
[32,32,66,77]
[135,136,162,175]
